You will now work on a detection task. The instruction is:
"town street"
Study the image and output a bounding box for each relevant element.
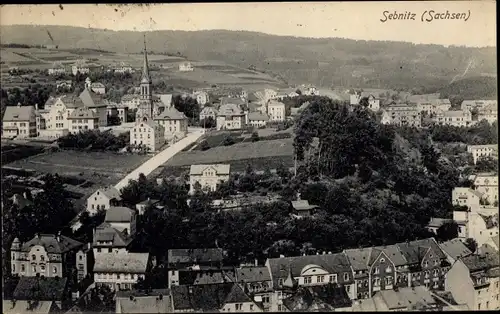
[114,128,205,190]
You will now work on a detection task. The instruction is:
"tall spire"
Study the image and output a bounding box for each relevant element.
[141,33,151,83]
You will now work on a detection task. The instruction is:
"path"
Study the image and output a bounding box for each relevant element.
[114,129,205,190]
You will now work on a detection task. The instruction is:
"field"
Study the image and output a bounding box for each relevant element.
[4,150,149,197]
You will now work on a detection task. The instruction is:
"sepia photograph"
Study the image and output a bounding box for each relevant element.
[0,1,497,313]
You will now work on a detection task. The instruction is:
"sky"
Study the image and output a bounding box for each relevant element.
[0,2,496,47]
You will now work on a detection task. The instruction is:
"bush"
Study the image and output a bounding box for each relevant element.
[223,136,236,146]
[200,140,211,151]
[251,132,260,142]
[57,130,130,152]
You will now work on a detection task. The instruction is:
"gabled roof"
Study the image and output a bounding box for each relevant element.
[116,289,172,313]
[189,164,231,176]
[104,206,135,223]
[154,106,187,121]
[217,103,245,116]
[20,234,83,254]
[2,300,55,314]
[376,286,437,310]
[167,248,224,267]
[93,222,133,247]
[156,94,173,108]
[94,252,149,273]
[3,105,35,121]
[224,283,252,304]
[44,96,57,108]
[170,283,234,311]
[372,245,408,266]
[461,253,499,272]
[343,248,373,271]
[13,276,68,301]
[236,266,271,283]
[97,186,122,201]
[200,106,218,115]
[79,88,106,108]
[178,269,236,286]
[396,238,446,265]
[291,200,318,211]
[439,239,472,261]
[59,95,85,109]
[67,107,98,119]
[248,111,269,122]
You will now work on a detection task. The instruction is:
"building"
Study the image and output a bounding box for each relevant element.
[3,300,59,314]
[267,100,286,122]
[170,283,262,312]
[282,284,353,312]
[461,100,497,112]
[178,61,194,72]
[93,222,133,255]
[433,109,472,127]
[381,104,421,127]
[115,104,129,123]
[71,63,90,76]
[483,235,499,252]
[439,239,473,265]
[121,94,141,110]
[10,233,87,281]
[67,107,100,134]
[104,206,137,236]
[56,80,73,90]
[48,62,67,75]
[275,88,300,100]
[216,103,247,130]
[300,85,319,96]
[79,85,109,127]
[426,218,455,235]
[167,248,225,288]
[350,92,380,111]
[113,63,135,74]
[199,106,218,122]
[478,103,498,124]
[193,90,210,106]
[189,164,231,194]
[12,276,70,311]
[93,252,150,291]
[90,81,106,95]
[135,198,162,215]
[236,266,273,310]
[467,144,498,165]
[86,186,122,215]
[154,106,188,141]
[353,286,439,311]
[248,112,269,128]
[115,289,172,313]
[452,187,483,210]
[473,173,498,205]
[467,212,499,247]
[417,99,451,116]
[291,200,318,217]
[445,253,500,310]
[2,104,37,138]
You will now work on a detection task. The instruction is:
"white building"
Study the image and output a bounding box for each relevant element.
[104,206,137,236]
[381,104,421,127]
[434,110,473,127]
[275,88,300,100]
[154,106,188,141]
[179,61,194,72]
[452,187,483,210]
[189,164,231,194]
[86,186,122,215]
[48,63,66,75]
[93,252,150,291]
[72,64,90,76]
[350,92,380,111]
[193,90,210,106]
[121,95,141,110]
[467,145,498,165]
[473,173,499,205]
[90,82,106,95]
[267,100,286,122]
[216,103,247,130]
[199,106,218,122]
[478,103,498,124]
[461,100,497,112]
[1,104,37,139]
[248,112,270,128]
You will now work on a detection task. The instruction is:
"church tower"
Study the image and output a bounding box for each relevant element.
[137,34,153,121]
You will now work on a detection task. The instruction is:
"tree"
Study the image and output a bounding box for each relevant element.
[172,95,200,123]
[199,140,210,151]
[223,135,235,146]
[200,116,216,129]
[251,132,260,142]
[107,114,121,126]
[464,238,478,253]
[436,221,459,242]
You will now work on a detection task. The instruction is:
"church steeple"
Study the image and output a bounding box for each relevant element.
[141,34,151,84]
[137,33,153,121]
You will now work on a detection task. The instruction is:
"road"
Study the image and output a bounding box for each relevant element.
[114,128,205,190]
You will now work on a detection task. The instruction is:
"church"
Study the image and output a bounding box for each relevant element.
[129,36,165,152]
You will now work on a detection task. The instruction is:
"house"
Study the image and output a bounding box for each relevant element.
[116,104,129,123]
[248,112,269,128]
[167,248,225,288]
[121,94,141,110]
[79,85,108,127]
[13,276,70,310]
[300,85,319,96]
[473,173,498,205]
[56,80,73,90]
[467,212,499,247]
[154,106,188,141]
[433,109,473,127]
[86,186,121,215]
[467,144,498,165]
[445,253,500,311]
[439,239,473,264]
[2,104,37,139]
[426,217,454,235]
[267,100,286,122]
[263,88,278,101]
[461,100,497,112]
[417,99,451,116]
[115,289,172,313]
[236,266,273,310]
[199,106,218,122]
[3,300,59,314]
[176,268,236,286]
[282,284,353,312]
[178,61,194,72]
[90,82,106,95]
[10,233,88,281]
[478,103,498,124]
[93,222,134,255]
[67,107,100,134]
[48,62,67,75]
[170,283,262,312]
[71,64,90,76]
[216,99,248,130]
[354,286,438,311]
[154,94,173,116]
[483,235,499,252]
[135,198,162,215]
[189,164,231,194]
[130,119,165,152]
[275,88,300,100]
[350,92,380,111]
[452,187,483,210]
[113,63,135,74]
[193,90,210,106]
[380,104,421,127]
[291,200,318,217]
[266,252,355,312]
[93,252,150,291]
[104,206,137,236]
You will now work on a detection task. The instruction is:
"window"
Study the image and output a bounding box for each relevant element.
[12,264,15,272]
[40,255,44,262]
[108,248,112,253]
[40,265,45,271]
[97,248,101,253]
[374,267,380,274]
[386,266,392,273]
[424,261,428,267]
[235,304,243,311]
[380,258,385,263]
[278,305,283,312]
[433,269,439,277]
[79,255,83,261]
[21,264,25,272]
[53,266,57,273]
[32,254,36,261]
[32,266,36,273]
[478,303,481,310]
[344,273,349,281]
[329,274,337,283]
[117,274,121,280]
[278,278,283,286]
[250,304,254,311]
[385,277,392,285]
[317,275,325,283]
[304,276,312,284]
[486,301,489,309]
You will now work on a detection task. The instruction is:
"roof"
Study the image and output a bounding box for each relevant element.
[461,253,499,272]
[248,111,269,122]
[154,106,187,120]
[352,297,389,311]
[3,105,35,121]
[116,290,172,313]
[91,82,105,88]
[236,266,271,283]
[79,88,106,108]
[396,238,446,265]
[283,285,352,312]
[291,200,318,211]
[93,252,149,273]
[200,106,218,115]
[220,97,246,106]
[178,269,236,286]
[267,253,352,287]
[13,276,68,301]
[168,248,224,267]
[20,234,83,254]
[343,248,373,271]
[3,300,55,314]
[59,95,85,109]
[492,235,500,249]
[93,222,133,247]
[439,239,472,261]
[104,206,135,223]
[189,164,231,176]
[427,217,453,228]
[372,244,408,267]
[137,198,160,205]
[67,107,98,119]
[170,283,235,311]
[478,213,499,229]
[97,186,122,201]
[268,100,286,108]
[157,94,173,108]
[376,286,437,310]
[440,110,468,118]
[224,283,253,303]
[218,103,244,116]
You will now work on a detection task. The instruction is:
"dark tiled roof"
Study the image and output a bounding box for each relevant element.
[396,238,446,265]
[60,95,85,109]
[283,285,351,312]
[104,206,135,223]
[170,283,234,311]
[439,239,472,261]
[168,248,224,267]
[236,266,271,282]
[79,88,106,108]
[93,222,133,247]
[178,269,236,286]
[224,283,252,304]
[21,234,83,254]
[462,254,499,272]
[154,106,187,120]
[13,276,68,301]
[3,105,35,121]
[67,107,98,119]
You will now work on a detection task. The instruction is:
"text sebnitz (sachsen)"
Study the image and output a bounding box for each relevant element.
[380,10,471,23]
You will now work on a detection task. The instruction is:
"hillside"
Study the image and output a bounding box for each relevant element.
[1,25,496,91]
[435,76,497,100]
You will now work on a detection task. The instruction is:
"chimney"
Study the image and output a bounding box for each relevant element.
[17,102,21,108]
[22,192,27,199]
[56,231,61,242]
[188,286,193,295]
[35,104,39,111]
[279,254,285,258]
[36,233,41,239]
[322,251,326,255]
[255,258,258,266]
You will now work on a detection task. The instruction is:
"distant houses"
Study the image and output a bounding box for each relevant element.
[178,61,194,72]
[189,164,231,194]
[381,104,421,127]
